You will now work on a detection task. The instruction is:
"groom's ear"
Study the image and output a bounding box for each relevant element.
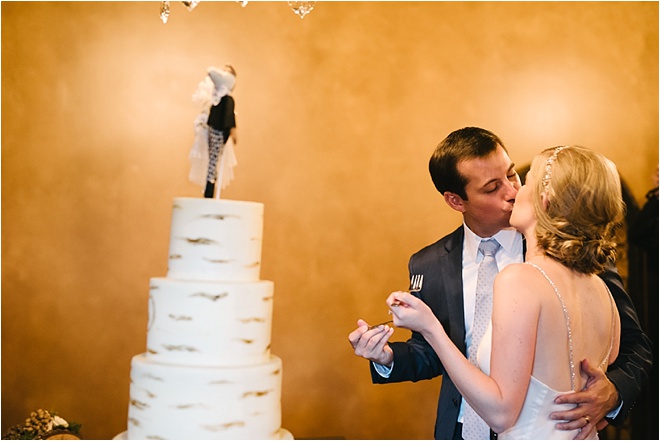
[444,192,466,213]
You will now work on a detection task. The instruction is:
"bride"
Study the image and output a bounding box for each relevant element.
[388,146,622,439]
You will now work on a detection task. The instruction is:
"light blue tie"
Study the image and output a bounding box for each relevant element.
[463,239,500,440]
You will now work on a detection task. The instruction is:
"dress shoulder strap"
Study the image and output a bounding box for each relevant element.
[524,262,576,391]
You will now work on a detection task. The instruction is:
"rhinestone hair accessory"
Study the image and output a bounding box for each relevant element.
[542,146,570,190]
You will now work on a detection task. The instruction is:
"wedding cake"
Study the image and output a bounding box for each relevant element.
[124,197,290,440]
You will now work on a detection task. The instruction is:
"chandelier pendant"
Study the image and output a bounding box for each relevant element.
[159,1,316,23]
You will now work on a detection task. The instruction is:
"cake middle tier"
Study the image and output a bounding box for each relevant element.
[147,277,274,366]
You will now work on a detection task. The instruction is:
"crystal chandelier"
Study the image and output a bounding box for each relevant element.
[159,1,315,23]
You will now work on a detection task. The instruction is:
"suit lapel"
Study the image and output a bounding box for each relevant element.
[438,227,467,354]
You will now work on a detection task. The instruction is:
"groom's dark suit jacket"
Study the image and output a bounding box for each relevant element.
[371,226,652,440]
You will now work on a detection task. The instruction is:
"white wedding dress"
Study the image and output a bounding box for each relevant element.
[476,263,614,440]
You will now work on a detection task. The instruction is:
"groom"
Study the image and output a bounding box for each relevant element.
[348,127,652,439]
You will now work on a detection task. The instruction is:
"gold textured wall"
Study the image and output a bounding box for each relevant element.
[2,2,657,439]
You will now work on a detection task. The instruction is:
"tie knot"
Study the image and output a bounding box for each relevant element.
[479,239,500,257]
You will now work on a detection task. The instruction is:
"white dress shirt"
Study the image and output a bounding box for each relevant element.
[458,224,523,421]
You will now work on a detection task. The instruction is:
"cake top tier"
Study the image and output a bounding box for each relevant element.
[167,198,264,282]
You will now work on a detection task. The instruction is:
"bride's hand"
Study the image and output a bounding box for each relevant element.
[386,291,436,334]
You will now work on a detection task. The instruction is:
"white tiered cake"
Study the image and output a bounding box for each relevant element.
[124,197,290,440]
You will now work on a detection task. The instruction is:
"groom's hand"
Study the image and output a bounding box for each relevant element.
[550,359,619,440]
[349,319,395,366]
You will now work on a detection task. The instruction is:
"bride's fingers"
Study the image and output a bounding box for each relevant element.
[392,291,413,306]
[386,291,406,307]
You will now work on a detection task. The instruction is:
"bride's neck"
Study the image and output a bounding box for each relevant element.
[523,233,543,261]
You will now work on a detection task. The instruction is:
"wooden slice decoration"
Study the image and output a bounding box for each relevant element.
[44,429,81,440]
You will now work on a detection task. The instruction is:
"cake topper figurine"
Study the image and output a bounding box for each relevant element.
[188,65,238,198]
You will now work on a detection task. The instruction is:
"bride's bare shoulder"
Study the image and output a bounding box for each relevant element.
[497,262,542,283]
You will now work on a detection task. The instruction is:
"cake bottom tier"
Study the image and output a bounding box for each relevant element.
[128,354,283,440]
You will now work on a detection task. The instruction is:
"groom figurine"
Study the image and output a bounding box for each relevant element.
[204,65,238,198]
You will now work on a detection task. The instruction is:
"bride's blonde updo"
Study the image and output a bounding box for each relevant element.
[530,146,625,274]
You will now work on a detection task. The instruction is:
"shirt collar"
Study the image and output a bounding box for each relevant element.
[463,223,521,262]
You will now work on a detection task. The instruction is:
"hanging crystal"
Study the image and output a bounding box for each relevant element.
[236,0,249,7]
[287,1,315,19]
[159,1,170,23]
[181,0,200,11]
